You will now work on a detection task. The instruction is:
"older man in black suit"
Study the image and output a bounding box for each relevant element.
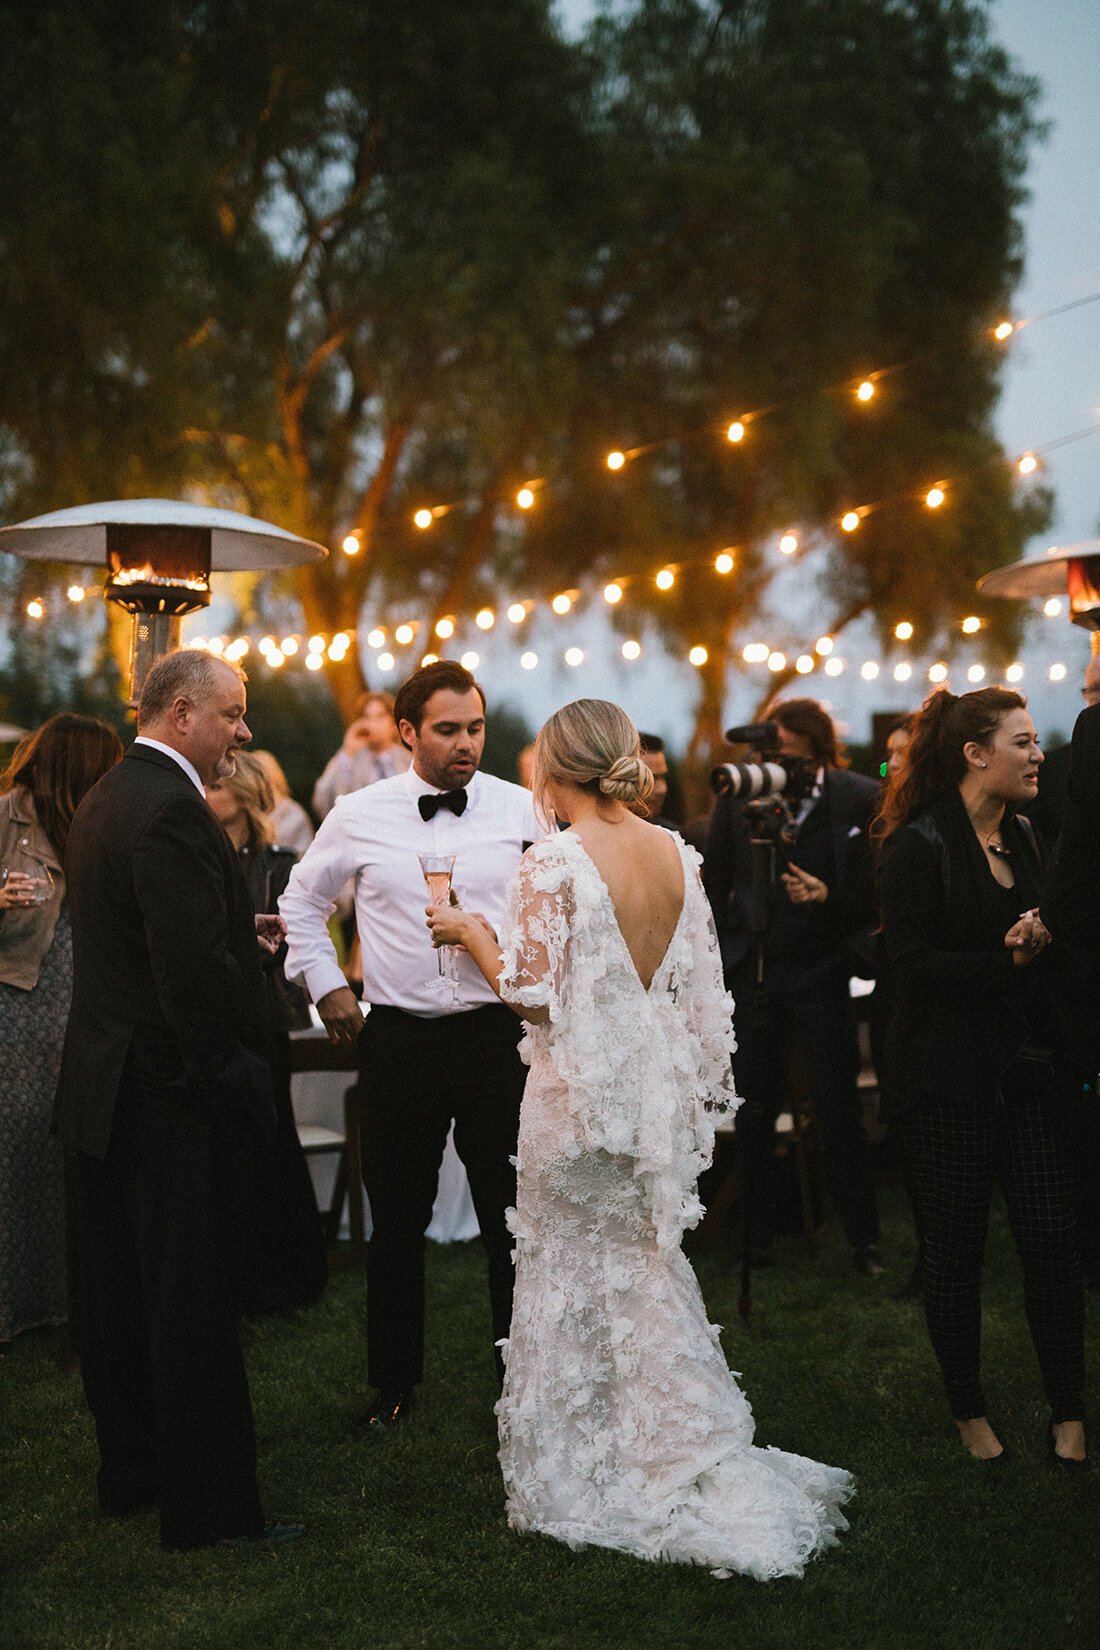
[55,650,303,1551]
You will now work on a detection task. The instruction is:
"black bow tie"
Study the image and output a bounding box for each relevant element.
[418,788,468,822]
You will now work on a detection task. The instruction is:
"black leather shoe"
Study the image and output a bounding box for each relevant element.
[356,1388,416,1431]
[1048,1422,1092,1474]
[215,1520,307,1549]
[854,1246,886,1278]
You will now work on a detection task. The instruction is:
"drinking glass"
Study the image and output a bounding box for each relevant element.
[419,851,459,1001]
[1,853,55,907]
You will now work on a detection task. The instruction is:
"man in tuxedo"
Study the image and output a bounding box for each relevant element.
[1045,696,1100,945]
[55,650,303,1551]
[281,661,542,1429]
[703,697,883,1274]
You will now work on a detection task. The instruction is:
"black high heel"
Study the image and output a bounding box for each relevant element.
[1048,1421,1092,1475]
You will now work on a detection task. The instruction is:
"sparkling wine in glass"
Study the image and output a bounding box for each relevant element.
[419,851,459,999]
[1,857,55,906]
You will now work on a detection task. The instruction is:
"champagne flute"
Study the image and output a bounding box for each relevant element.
[419,851,459,1000]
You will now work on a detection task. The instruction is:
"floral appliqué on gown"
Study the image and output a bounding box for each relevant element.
[496,831,853,1580]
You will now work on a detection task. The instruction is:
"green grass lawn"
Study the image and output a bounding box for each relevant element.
[3,1184,1097,1650]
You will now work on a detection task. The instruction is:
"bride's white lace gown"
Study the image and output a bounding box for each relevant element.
[496,831,852,1580]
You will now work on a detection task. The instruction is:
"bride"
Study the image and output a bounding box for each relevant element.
[426,699,852,1579]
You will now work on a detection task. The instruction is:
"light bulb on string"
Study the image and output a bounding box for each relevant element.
[622,640,641,661]
[779,532,798,555]
[421,652,439,667]
[507,602,528,624]
[715,552,735,575]
[1018,453,1038,476]
[377,652,395,671]
[606,450,626,471]
[742,643,769,664]
[1043,598,1063,617]
[815,636,834,656]
[856,379,875,403]
[308,634,325,654]
[726,420,746,444]
[516,487,535,510]
[520,651,538,670]
[258,636,275,655]
[367,628,386,649]
[189,636,208,651]
[603,582,623,604]
[67,585,85,603]
[564,647,584,667]
[795,654,815,675]
[413,508,434,530]
[655,568,675,591]
[929,663,948,683]
[460,651,480,671]
[435,617,455,639]
[860,661,879,681]
[824,657,845,677]
[475,608,495,630]
[993,320,1015,341]
[925,486,946,509]
[552,592,573,615]
[268,647,285,668]
[1006,662,1024,682]
[1049,662,1067,682]
[767,651,786,672]
[894,621,914,641]
[967,664,985,684]
[25,599,44,619]
[689,646,708,667]
[341,533,360,555]
[394,624,415,646]
[305,654,322,672]
[840,510,862,533]
[961,616,981,635]
[894,662,912,683]
[281,637,299,656]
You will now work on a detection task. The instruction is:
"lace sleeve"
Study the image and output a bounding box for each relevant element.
[678,852,740,1122]
[498,842,574,1020]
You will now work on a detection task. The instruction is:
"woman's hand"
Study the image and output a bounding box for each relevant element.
[426,905,487,949]
[1005,908,1051,966]
[780,862,829,905]
[0,872,40,910]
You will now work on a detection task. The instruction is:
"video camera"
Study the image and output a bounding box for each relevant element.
[710,721,817,852]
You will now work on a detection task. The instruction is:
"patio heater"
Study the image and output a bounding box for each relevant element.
[978,537,1100,655]
[0,498,327,701]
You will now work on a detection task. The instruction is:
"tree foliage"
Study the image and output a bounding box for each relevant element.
[0,0,1047,781]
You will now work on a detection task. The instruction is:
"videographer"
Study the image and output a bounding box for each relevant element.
[703,697,883,1275]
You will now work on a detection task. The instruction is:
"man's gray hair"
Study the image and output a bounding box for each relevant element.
[137,650,246,729]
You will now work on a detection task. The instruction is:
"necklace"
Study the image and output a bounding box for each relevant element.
[984,832,1011,859]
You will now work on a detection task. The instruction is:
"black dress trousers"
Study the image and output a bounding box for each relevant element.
[76,1077,264,1549]
[358,1002,526,1390]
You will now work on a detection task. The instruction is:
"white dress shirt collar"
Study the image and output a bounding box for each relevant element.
[405,764,481,815]
[132,736,207,797]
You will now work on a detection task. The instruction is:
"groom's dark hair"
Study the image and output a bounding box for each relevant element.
[394,660,487,739]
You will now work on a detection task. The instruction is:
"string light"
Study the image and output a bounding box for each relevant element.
[606,450,626,471]
[377,652,395,671]
[435,617,455,639]
[367,628,386,649]
[507,602,528,623]
[655,568,675,591]
[1043,597,1063,617]
[421,652,439,666]
[860,661,879,681]
[473,608,494,630]
[308,634,325,653]
[856,379,875,402]
[1018,452,1038,475]
[815,636,834,656]
[603,582,623,604]
[341,533,360,555]
[1049,662,1067,681]
[281,636,299,656]
[394,624,415,645]
[564,647,584,666]
[726,420,746,443]
[795,654,815,674]
[258,636,275,654]
[460,651,480,670]
[779,532,798,555]
[929,662,948,683]
[552,593,573,615]
[305,653,322,672]
[67,585,85,602]
[413,508,434,530]
[894,662,912,682]
[622,640,641,660]
[840,510,862,533]
[25,599,43,619]
[190,636,207,650]
[894,621,914,641]
[742,643,769,663]
[208,637,225,655]
[967,664,985,683]
[961,616,982,634]
[993,320,1015,341]
[689,645,708,667]
[925,486,946,509]
[516,487,535,510]
[1006,662,1024,682]
[767,650,786,672]
[268,647,285,668]
[715,552,735,575]
[824,657,845,677]
[521,651,538,669]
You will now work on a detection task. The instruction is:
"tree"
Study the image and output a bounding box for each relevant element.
[0,1,1047,797]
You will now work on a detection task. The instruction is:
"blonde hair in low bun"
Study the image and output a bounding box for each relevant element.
[532,699,655,821]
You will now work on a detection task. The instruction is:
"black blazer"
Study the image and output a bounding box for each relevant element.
[703,766,878,975]
[878,785,1055,1112]
[1043,702,1100,952]
[55,744,269,1159]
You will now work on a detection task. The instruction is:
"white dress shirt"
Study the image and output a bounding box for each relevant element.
[281,766,544,1017]
[131,736,206,797]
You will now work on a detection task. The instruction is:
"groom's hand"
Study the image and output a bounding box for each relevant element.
[317,985,364,1046]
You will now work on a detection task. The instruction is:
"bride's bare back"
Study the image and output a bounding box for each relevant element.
[569,814,685,991]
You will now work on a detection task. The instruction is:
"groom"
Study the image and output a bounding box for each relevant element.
[281,661,543,1427]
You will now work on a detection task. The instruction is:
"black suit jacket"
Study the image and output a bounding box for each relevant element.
[878,785,1060,1111]
[55,744,269,1159]
[1043,702,1100,952]
[702,766,878,976]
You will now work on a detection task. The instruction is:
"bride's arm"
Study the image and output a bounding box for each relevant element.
[426,904,550,1023]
